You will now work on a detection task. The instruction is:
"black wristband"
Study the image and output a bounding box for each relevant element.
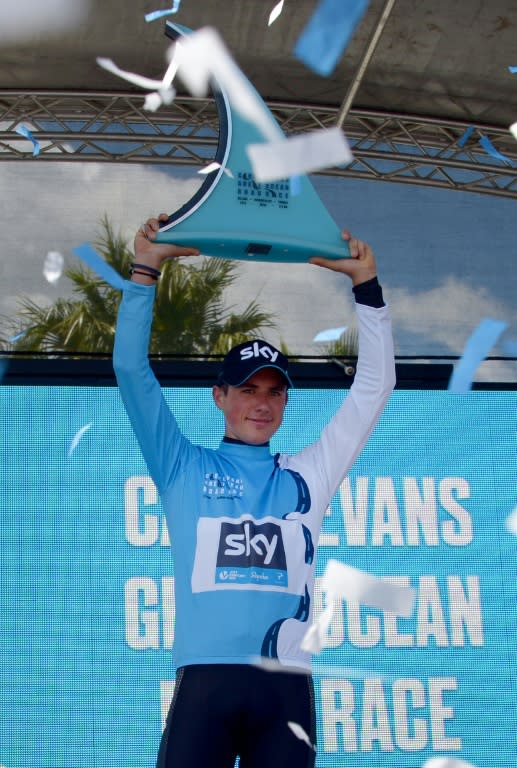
[129,269,158,280]
[130,262,161,278]
[352,276,385,308]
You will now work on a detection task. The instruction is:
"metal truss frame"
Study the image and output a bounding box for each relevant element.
[1,90,516,198]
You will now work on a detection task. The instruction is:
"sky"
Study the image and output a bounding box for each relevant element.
[0,158,515,381]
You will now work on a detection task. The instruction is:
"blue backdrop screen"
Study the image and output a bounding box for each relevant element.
[1,386,516,768]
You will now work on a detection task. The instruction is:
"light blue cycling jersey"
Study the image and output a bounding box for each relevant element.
[113,281,395,670]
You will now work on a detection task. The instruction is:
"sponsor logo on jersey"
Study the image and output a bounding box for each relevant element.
[215,519,287,586]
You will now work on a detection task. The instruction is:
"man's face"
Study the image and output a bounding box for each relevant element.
[213,368,288,445]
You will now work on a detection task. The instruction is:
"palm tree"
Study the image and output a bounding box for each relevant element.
[0,216,275,356]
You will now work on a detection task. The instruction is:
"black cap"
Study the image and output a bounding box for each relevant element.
[217,339,293,388]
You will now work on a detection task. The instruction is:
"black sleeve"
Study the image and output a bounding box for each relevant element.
[352,276,385,308]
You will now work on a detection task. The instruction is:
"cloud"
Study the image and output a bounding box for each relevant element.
[387,276,517,381]
[388,276,513,353]
[0,161,200,318]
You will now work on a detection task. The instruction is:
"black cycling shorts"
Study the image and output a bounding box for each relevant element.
[156,663,316,768]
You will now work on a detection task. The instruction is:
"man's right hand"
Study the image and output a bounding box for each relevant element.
[131,213,200,283]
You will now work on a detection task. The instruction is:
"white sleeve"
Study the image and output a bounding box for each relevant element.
[281,302,395,519]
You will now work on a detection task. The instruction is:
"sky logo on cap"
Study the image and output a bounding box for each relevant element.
[239,341,279,363]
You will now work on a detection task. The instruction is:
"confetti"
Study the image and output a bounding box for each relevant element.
[302,560,415,654]
[287,721,316,751]
[96,56,176,112]
[68,423,92,457]
[247,126,353,183]
[268,0,284,26]
[478,135,512,165]
[457,125,475,148]
[448,318,508,393]
[323,560,416,614]
[422,758,477,768]
[508,66,517,74]
[313,326,348,342]
[15,123,40,156]
[289,175,301,196]
[174,27,280,143]
[504,506,517,536]
[72,243,125,291]
[509,122,517,140]
[294,0,369,76]
[251,656,385,679]
[198,161,234,179]
[43,251,64,284]
[145,1,181,22]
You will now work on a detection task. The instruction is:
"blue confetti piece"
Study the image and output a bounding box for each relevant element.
[449,318,508,393]
[294,0,369,76]
[290,175,301,196]
[508,66,517,74]
[9,331,25,343]
[479,135,512,165]
[145,1,181,22]
[72,242,125,291]
[15,123,40,156]
[457,125,475,148]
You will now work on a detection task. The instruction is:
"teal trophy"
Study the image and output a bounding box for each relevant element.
[154,23,350,263]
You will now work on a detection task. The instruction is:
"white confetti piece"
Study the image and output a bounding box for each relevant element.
[301,600,335,653]
[313,326,348,342]
[504,506,517,536]
[510,121,517,140]
[287,721,316,751]
[174,27,280,143]
[268,0,284,26]
[247,127,353,183]
[251,656,383,679]
[43,251,64,284]
[144,93,163,112]
[96,57,168,91]
[198,161,234,179]
[448,318,508,393]
[15,123,40,156]
[422,758,477,768]
[145,1,181,22]
[96,57,176,112]
[323,560,415,614]
[0,0,89,41]
[302,559,416,654]
[68,423,92,457]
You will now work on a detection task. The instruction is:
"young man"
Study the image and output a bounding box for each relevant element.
[113,214,395,768]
